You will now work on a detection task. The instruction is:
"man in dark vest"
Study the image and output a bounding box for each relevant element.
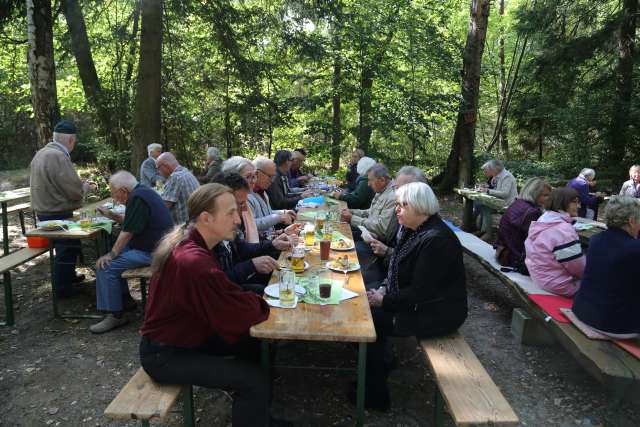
[91,171,173,334]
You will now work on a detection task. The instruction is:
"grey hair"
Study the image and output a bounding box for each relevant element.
[396,166,427,184]
[147,143,162,155]
[53,132,74,145]
[253,156,274,170]
[109,170,138,190]
[356,156,376,176]
[206,146,220,159]
[481,159,504,172]
[396,182,440,216]
[291,150,305,160]
[353,148,365,158]
[604,196,640,229]
[629,165,640,176]
[222,156,254,175]
[579,168,596,179]
[519,177,551,204]
[367,164,390,179]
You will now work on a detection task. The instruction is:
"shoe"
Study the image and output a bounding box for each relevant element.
[89,314,128,334]
[347,383,390,412]
[71,274,86,284]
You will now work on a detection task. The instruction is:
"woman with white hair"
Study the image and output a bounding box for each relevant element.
[358,182,467,410]
[573,196,640,338]
[331,156,376,209]
[220,156,260,243]
[567,168,599,218]
[140,143,164,188]
[619,164,640,198]
[200,146,223,183]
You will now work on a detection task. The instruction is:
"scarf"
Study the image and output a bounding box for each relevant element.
[386,219,431,296]
[242,210,259,243]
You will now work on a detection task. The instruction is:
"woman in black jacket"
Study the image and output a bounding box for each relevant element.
[361,182,467,410]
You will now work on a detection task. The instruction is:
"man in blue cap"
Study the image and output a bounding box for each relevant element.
[30,120,91,297]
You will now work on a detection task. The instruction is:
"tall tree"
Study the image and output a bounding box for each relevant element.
[607,0,637,170]
[131,0,162,173]
[439,0,491,230]
[331,1,342,172]
[26,0,59,147]
[497,0,508,157]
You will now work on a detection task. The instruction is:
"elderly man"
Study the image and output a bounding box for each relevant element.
[139,143,164,188]
[288,148,311,188]
[200,146,223,183]
[30,120,91,297]
[267,150,311,210]
[476,159,517,241]
[156,152,200,224]
[212,173,296,289]
[91,171,173,333]
[345,149,365,192]
[249,156,299,236]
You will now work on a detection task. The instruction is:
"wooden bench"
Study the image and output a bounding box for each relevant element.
[122,266,152,308]
[420,333,519,426]
[104,367,195,427]
[1,247,48,326]
[455,228,640,405]
[6,202,34,235]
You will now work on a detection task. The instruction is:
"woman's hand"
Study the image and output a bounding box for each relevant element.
[279,213,293,225]
[284,223,302,236]
[369,239,388,256]
[272,233,294,251]
[366,288,385,307]
[340,209,352,223]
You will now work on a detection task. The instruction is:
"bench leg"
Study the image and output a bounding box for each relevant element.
[18,210,26,235]
[182,385,195,427]
[2,271,14,326]
[2,201,9,256]
[49,247,59,318]
[355,342,367,427]
[140,421,150,427]
[434,385,444,427]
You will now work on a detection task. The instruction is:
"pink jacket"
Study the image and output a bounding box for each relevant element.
[524,211,585,296]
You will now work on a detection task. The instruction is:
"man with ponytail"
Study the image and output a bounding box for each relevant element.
[139,184,274,427]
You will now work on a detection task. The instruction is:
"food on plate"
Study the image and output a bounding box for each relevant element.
[329,255,350,270]
[331,238,352,249]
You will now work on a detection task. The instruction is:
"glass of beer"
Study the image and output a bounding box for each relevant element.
[304,224,315,247]
[315,212,326,234]
[279,269,296,307]
[289,247,306,271]
[322,222,333,241]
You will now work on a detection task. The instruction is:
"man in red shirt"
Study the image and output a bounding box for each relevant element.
[139,183,273,426]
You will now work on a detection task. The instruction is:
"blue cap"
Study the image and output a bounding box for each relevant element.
[53,120,77,134]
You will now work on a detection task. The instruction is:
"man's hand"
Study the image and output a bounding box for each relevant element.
[96,253,114,270]
[279,213,293,225]
[252,256,280,274]
[300,190,313,198]
[366,288,385,307]
[331,190,344,199]
[369,239,388,256]
[284,223,302,236]
[272,233,294,251]
[340,209,352,223]
[285,210,297,220]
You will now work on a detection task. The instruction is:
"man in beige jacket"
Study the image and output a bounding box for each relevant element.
[30,120,90,298]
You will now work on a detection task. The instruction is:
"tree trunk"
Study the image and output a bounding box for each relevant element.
[358,70,373,152]
[26,0,59,148]
[498,0,508,157]
[439,0,491,218]
[331,15,342,173]
[608,0,637,170]
[131,0,162,173]
[224,61,233,158]
[62,0,121,150]
[120,0,141,149]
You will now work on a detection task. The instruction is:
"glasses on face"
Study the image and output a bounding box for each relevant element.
[257,169,275,180]
[243,173,257,182]
[395,201,408,210]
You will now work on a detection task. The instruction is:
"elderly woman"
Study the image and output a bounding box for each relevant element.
[221,156,260,243]
[567,168,599,219]
[494,177,551,272]
[361,182,467,410]
[475,159,518,241]
[200,146,223,183]
[332,156,376,209]
[619,165,640,198]
[345,148,365,191]
[572,196,640,338]
[525,188,585,296]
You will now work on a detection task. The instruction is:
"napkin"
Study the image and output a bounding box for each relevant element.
[358,226,376,243]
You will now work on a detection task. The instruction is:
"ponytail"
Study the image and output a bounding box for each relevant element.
[150,223,191,275]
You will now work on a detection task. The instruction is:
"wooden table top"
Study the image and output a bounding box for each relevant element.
[250,206,376,344]
[454,188,508,212]
[0,187,30,204]
[26,198,113,240]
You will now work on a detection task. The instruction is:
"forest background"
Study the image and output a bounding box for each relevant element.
[0,0,638,192]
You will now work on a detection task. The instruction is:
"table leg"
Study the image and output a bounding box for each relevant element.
[49,246,59,318]
[356,342,367,427]
[462,198,474,231]
[260,340,270,378]
[434,384,444,427]
[2,201,8,255]
[2,271,14,326]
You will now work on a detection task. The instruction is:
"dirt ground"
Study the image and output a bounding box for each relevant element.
[1,195,639,426]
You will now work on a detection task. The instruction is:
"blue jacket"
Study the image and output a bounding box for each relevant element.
[572,227,640,334]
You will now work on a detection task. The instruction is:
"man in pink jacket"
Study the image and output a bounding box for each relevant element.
[525,188,585,296]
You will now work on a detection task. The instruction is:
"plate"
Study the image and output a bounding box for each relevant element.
[331,239,354,251]
[326,260,361,273]
[36,220,74,231]
[264,284,307,299]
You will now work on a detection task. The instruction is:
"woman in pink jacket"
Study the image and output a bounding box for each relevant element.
[524,187,585,296]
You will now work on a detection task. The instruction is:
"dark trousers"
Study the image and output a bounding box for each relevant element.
[37,212,81,296]
[355,241,386,285]
[140,335,269,427]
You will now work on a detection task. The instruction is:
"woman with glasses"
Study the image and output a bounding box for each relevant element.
[361,182,467,411]
[221,156,261,243]
[524,187,585,296]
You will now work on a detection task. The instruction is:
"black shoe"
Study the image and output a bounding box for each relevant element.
[347,383,390,412]
[71,274,86,284]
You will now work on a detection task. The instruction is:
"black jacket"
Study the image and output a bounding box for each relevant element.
[382,214,467,337]
[266,169,302,210]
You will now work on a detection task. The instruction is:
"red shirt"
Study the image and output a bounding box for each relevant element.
[140,228,269,347]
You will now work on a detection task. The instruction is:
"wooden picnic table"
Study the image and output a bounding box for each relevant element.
[0,186,31,255]
[26,198,114,319]
[574,217,606,246]
[250,200,376,427]
[454,187,509,231]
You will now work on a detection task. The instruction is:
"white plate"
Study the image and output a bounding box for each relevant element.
[264,284,307,299]
[331,239,354,251]
[36,220,74,231]
[326,260,361,273]
[265,295,298,309]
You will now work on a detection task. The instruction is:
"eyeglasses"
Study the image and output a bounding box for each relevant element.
[394,201,408,209]
[257,169,276,179]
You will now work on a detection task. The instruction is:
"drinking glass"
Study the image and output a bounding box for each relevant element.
[316,268,333,302]
[279,269,296,307]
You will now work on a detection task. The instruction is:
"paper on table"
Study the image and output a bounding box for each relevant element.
[358,226,377,243]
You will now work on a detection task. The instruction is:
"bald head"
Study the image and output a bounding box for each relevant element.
[156,152,179,178]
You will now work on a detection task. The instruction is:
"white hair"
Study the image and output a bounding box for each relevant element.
[53,132,74,145]
[207,146,220,159]
[395,182,439,216]
[396,166,427,184]
[519,177,551,204]
[356,157,376,176]
[579,168,596,180]
[481,159,504,172]
[222,156,254,175]
[253,156,274,170]
[147,143,162,156]
[110,170,138,190]
[605,196,640,229]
